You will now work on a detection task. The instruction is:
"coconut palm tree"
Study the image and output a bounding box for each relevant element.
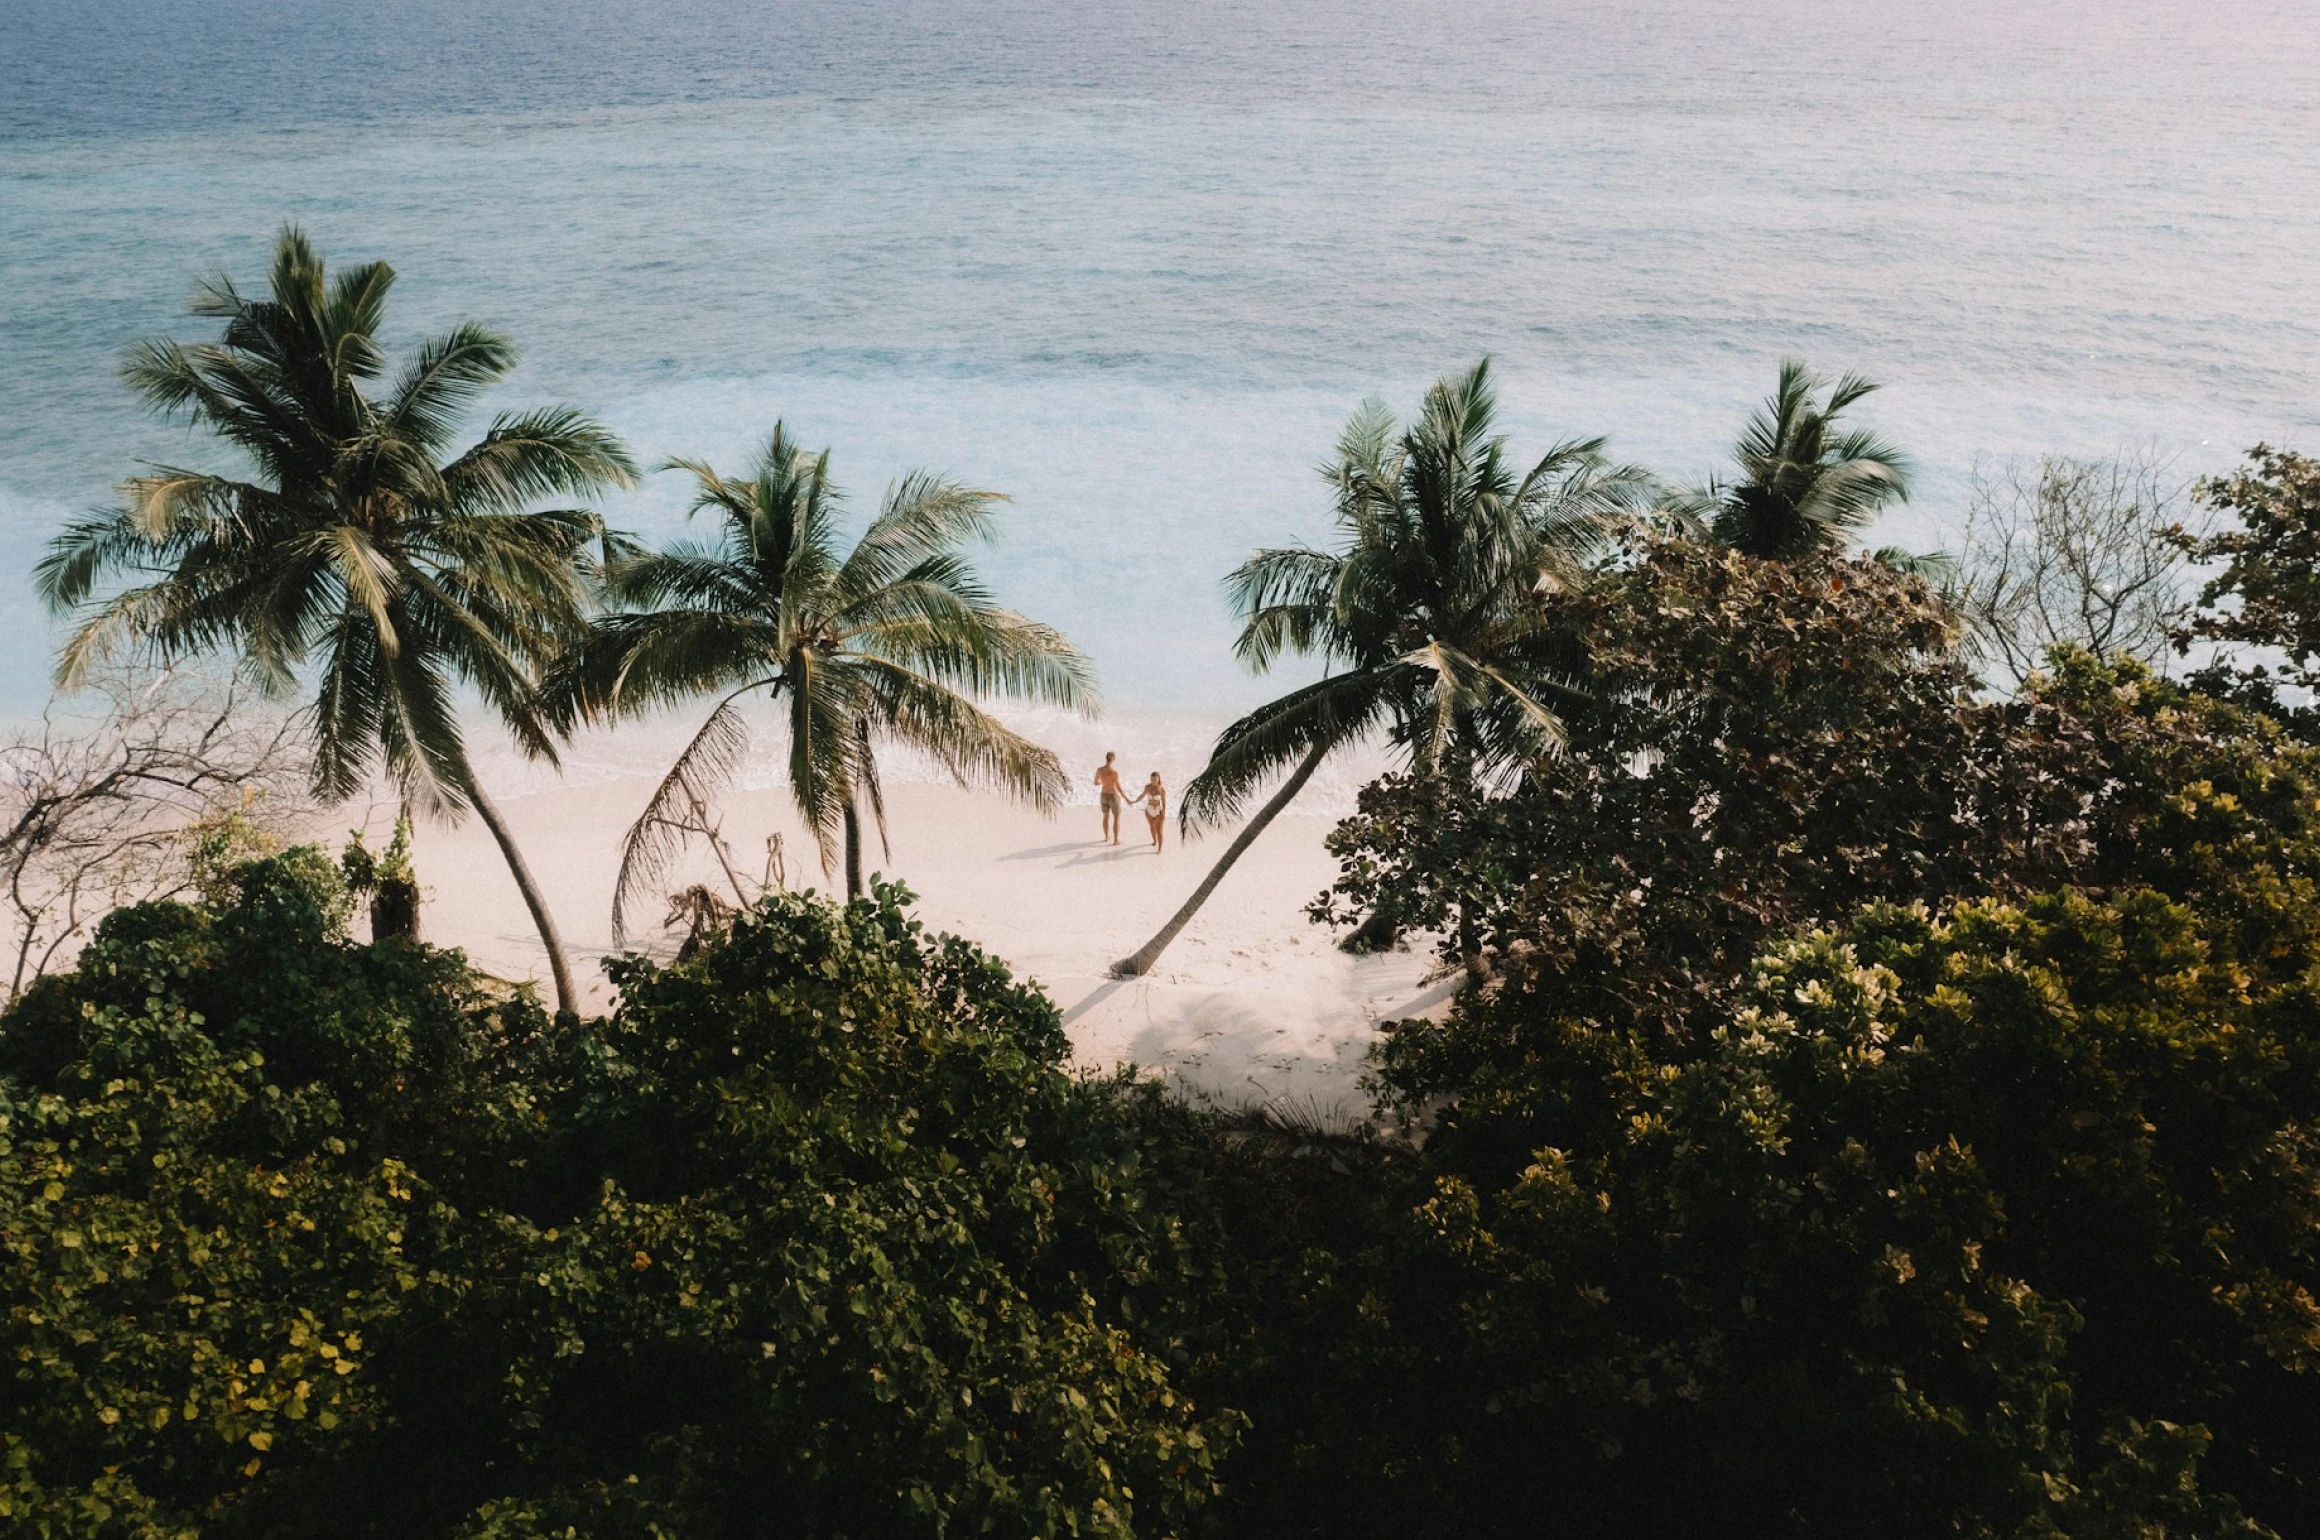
[37,226,636,1015]
[543,424,1094,942]
[1697,358,1914,559]
[1111,359,1655,979]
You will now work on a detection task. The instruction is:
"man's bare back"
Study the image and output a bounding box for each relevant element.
[1093,752,1126,845]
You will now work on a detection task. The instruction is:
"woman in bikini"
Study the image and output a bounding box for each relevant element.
[1135,772,1167,852]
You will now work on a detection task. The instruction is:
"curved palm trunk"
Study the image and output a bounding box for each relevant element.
[463,773,580,1016]
[1111,740,1329,979]
[843,801,864,901]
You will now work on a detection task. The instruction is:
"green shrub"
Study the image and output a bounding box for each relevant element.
[0,850,531,1537]
[461,886,1237,1538]
[1228,541,2320,1536]
[0,866,1236,1538]
[1204,889,2320,1538]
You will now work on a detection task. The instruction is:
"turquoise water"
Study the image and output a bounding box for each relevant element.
[4,0,2318,713]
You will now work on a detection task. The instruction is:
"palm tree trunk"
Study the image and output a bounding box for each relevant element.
[463,773,580,1016]
[1111,740,1330,979]
[843,801,864,901]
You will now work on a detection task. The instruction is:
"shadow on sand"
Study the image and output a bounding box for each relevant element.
[1378,972,1464,1021]
[1000,840,1154,869]
[1060,976,1127,1026]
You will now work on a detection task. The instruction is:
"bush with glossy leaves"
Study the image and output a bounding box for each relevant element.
[0,864,1236,1538]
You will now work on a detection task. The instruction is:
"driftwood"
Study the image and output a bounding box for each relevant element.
[664,884,740,962]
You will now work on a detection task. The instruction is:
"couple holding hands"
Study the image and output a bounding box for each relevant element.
[1092,752,1167,851]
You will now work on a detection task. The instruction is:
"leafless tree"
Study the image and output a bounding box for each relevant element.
[1952,452,2201,690]
[1,667,312,1002]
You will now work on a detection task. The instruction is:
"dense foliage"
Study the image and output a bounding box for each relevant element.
[0,863,1234,1537]
[1209,537,2320,1537]
[1216,890,2320,1536]
[1319,539,2320,1103]
[2176,447,2320,731]
[16,536,2320,1537]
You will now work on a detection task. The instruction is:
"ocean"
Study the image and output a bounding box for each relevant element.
[4,0,2318,724]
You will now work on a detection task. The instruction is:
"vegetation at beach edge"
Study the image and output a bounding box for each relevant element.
[10,227,2320,1536]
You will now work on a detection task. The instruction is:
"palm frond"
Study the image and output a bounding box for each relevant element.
[1402,642,1477,773]
[382,321,518,452]
[36,491,229,614]
[1226,547,1348,671]
[601,543,768,615]
[1179,670,1389,831]
[611,689,761,946]
[439,406,638,513]
[1468,658,1572,777]
[856,717,892,867]
[392,567,564,766]
[371,630,470,816]
[836,472,1005,602]
[542,610,780,727]
[321,257,395,381]
[321,524,403,656]
[856,657,1071,810]
[311,612,389,802]
[848,601,1096,710]
[1324,398,1399,496]
[786,648,870,878]
[1872,546,1956,582]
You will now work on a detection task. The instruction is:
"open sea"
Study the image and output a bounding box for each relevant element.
[4,0,2319,726]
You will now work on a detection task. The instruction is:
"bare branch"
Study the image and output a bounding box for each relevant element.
[1953,451,2201,691]
[1,663,314,1001]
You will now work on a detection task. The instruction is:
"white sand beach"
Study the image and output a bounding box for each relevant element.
[373,756,1450,1121]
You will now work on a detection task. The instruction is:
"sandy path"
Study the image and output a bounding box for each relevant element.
[376,777,1448,1120]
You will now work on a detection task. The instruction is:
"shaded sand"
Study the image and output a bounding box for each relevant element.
[372,778,1448,1119]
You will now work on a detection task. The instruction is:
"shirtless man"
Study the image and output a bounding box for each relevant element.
[1093,752,1127,845]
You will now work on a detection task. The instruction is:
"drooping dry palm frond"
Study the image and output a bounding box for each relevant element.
[663,884,740,962]
[609,687,761,946]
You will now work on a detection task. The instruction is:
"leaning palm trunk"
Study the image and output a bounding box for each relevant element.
[462,773,579,1014]
[1111,741,1328,979]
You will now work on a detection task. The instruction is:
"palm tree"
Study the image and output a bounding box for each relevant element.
[1698,358,1913,559]
[37,226,636,1015]
[542,424,1095,942]
[1111,359,1655,979]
